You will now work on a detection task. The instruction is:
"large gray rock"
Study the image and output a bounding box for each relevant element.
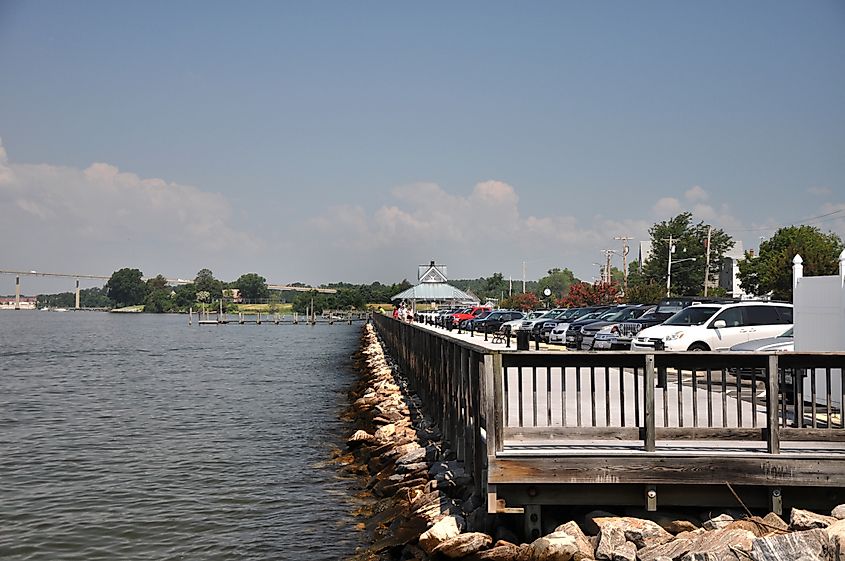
[826,519,845,560]
[529,532,579,561]
[639,527,755,561]
[832,505,845,520]
[762,513,789,533]
[553,521,595,560]
[750,528,832,561]
[702,514,735,531]
[432,532,493,558]
[418,515,464,555]
[613,541,637,561]
[474,542,523,560]
[593,517,674,550]
[790,508,837,531]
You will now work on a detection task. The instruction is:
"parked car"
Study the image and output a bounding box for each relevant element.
[502,310,546,335]
[729,327,794,353]
[574,305,654,350]
[562,306,623,348]
[471,310,525,333]
[517,308,567,334]
[613,297,728,348]
[460,309,493,330]
[452,306,493,328]
[534,308,589,342]
[545,306,609,344]
[591,306,658,350]
[631,302,793,351]
[435,307,464,327]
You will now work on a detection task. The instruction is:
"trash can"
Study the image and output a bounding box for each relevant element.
[516,330,530,351]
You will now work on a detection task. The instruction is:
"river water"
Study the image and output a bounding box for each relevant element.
[0,311,367,560]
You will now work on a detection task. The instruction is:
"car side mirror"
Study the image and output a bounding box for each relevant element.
[712,319,726,329]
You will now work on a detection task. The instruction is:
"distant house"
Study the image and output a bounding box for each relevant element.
[0,296,37,310]
[223,288,242,303]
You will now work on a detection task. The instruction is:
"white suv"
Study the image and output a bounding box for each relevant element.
[630,301,793,352]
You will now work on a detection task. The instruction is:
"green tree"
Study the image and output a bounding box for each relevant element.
[738,226,844,301]
[235,273,270,302]
[105,268,147,307]
[501,292,540,311]
[172,284,198,308]
[194,269,223,300]
[642,212,734,296]
[143,274,173,313]
[536,268,578,301]
[623,282,666,305]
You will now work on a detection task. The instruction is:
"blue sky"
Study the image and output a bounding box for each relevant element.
[1,1,843,293]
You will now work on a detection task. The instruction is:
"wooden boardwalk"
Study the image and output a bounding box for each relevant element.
[374,314,845,534]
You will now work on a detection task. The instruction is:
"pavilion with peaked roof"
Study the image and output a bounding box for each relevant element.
[391,261,477,310]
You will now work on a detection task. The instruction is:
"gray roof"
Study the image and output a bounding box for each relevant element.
[391,282,476,302]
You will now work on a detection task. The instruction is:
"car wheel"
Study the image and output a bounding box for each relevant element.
[687,342,710,351]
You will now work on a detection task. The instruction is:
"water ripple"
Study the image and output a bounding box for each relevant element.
[0,312,364,560]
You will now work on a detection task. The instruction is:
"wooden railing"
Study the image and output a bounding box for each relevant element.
[372,315,845,491]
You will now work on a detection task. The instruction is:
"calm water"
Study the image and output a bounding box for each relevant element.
[0,311,366,560]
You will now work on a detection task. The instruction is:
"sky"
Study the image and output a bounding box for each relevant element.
[1,1,843,295]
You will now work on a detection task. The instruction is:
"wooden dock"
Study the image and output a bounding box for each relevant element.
[373,314,845,538]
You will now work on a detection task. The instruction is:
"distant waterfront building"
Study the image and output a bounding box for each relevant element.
[0,296,37,310]
[391,261,477,309]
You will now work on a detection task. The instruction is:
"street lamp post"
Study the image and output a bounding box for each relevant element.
[667,257,697,297]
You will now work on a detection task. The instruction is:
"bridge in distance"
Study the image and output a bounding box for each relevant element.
[0,268,336,309]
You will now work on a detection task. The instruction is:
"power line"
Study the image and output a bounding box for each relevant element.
[724,209,844,234]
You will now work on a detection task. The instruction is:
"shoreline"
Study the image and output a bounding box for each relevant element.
[341,324,845,560]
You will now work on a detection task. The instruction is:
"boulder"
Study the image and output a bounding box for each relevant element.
[433,532,493,558]
[593,517,674,549]
[832,504,845,520]
[639,527,755,561]
[553,521,594,560]
[826,519,845,560]
[664,520,699,535]
[702,514,735,530]
[762,513,788,533]
[374,423,397,441]
[418,515,464,555]
[612,541,636,561]
[347,429,373,445]
[724,517,773,538]
[594,525,627,560]
[583,510,621,535]
[473,541,523,560]
[750,528,831,561]
[789,508,836,531]
[529,531,579,561]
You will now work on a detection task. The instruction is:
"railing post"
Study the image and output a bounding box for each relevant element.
[644,354,656,452]
[766,354,781,454]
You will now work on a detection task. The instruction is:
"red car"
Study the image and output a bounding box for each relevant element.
[449,306,492,327]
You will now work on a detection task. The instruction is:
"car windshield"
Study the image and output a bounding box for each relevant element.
[558,308,580,319]
[475,310,491,319]
[604,308,633,321]
[656,299,697,314]
[663,306,720,326]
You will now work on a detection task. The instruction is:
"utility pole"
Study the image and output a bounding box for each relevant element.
[664,235,675,297]
[703,226,712,296]
[601,249,616,284]
[614,236,633,292]
[522,261,526,293]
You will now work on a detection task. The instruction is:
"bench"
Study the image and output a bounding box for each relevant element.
[490,330,507,344]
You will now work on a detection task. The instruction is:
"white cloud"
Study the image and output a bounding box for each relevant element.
[685,185,709,203]
[652,197,682,217]
[0,138,262,279]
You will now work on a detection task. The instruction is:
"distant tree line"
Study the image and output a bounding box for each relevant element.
[33,216,843,313]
